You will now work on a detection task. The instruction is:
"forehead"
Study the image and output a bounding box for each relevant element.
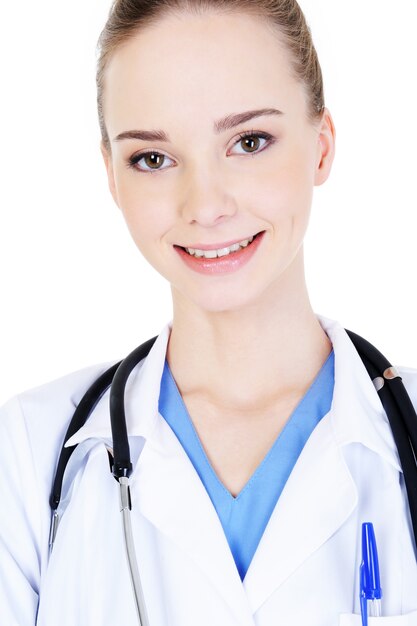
[103,11,307,135]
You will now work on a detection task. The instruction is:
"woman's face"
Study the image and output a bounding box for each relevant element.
[101,10,335,313]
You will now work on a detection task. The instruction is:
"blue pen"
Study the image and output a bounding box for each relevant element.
[359,522,383,626]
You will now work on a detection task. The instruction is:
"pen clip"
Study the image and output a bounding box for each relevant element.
[360,561,368,626]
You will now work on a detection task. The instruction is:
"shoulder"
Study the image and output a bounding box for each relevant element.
[0,362,116,492]
[0,361,114,432]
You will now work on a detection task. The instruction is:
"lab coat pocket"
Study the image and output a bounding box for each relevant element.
[339,611,417,625]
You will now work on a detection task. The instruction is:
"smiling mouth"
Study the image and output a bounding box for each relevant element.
[176,231,265,259]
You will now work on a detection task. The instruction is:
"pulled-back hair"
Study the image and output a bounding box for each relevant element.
[97,0,325,149]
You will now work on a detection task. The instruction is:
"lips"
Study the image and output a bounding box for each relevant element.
[174,230,266,276]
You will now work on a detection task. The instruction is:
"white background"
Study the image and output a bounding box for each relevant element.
[0,1,416,404]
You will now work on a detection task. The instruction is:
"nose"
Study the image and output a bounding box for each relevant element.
[179,168,238,227]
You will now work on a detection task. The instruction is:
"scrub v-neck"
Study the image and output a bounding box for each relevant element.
[158,348,335,580]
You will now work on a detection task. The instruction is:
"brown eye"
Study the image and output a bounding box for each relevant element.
[231,131,274,156]
[143,153,165,169]
[128,151,173,173]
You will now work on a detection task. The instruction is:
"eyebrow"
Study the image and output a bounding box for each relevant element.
[113,107,284,143]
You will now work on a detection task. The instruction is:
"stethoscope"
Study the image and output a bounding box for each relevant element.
[48,330,417,625]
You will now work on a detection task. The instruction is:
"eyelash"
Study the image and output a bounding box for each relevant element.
[126,130,275,174]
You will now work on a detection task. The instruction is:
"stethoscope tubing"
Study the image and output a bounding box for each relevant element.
[119,475,151,626]
[346,329,417,553]
[109,336,158,480]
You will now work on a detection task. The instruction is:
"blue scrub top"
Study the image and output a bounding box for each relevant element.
[158,349,335,580]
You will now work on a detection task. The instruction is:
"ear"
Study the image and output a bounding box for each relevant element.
[100,141,119,207]
[314,108,336,187]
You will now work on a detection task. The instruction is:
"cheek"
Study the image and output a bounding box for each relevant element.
[249,156,314,227]
[115,178,168,244]
[281,160,314,219]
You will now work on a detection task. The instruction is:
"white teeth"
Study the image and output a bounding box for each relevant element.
[185,235,255,258]
[202,249,217,259]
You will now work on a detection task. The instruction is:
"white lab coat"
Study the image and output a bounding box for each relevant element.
[1,314,417,626]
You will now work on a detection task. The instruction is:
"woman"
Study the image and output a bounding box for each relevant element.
[1,1,417,624]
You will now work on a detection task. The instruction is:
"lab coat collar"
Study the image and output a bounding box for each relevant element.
[318,314,401,472]
[65,313,401,473]
[65,321,172,448]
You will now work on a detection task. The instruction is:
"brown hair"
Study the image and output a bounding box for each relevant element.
[97,0,325,150]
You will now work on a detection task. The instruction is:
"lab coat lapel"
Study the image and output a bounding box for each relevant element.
[243,412,358,613]
[244,314,401,613]
[131,418,255,625]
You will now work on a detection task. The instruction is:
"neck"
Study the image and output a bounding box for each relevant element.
[166,250,332,413]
